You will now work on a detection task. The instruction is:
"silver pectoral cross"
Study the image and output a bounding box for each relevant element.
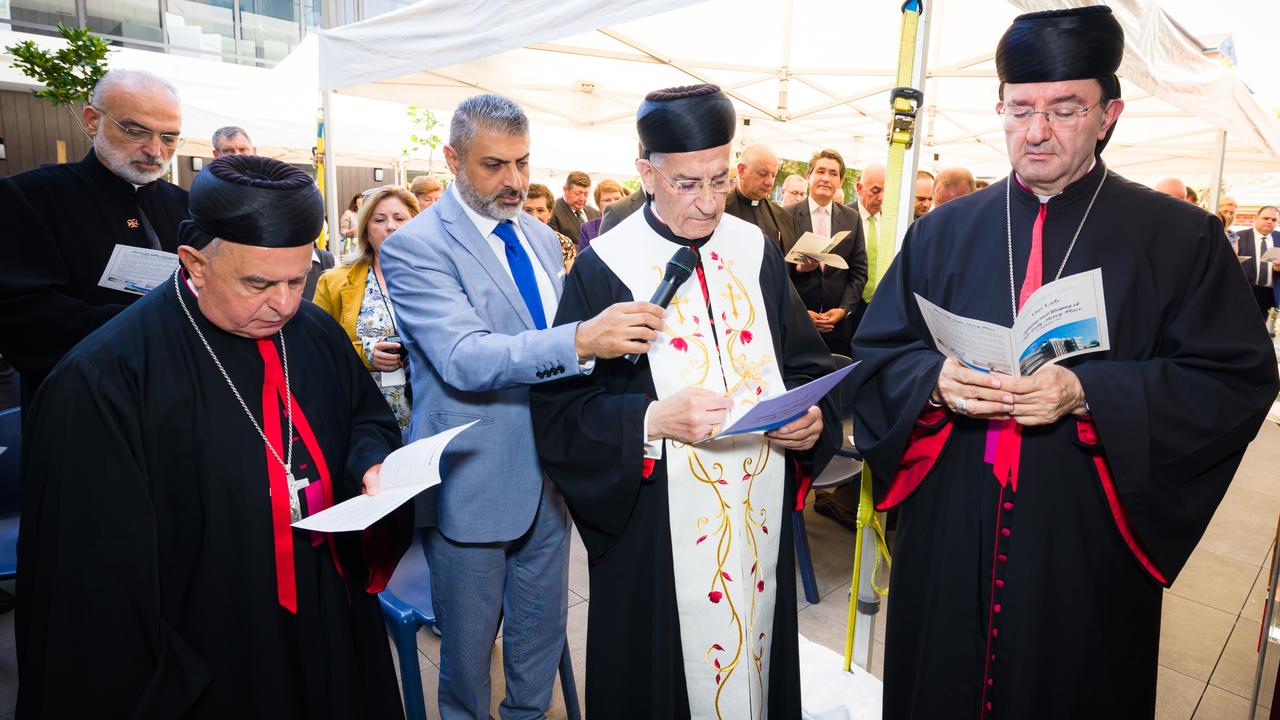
[286,471,312,523]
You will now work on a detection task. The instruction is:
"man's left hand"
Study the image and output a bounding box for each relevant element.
[766,406,823,451]
[1003,365,1087,426]
[362,464,383,495]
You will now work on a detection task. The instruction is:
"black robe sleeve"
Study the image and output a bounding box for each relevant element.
[1071,213,1278,577]
[530,250,651,556]
[17,357,213,717]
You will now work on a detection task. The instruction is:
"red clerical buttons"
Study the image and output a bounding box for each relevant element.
[1003,502,1014,510]
[991,628,999,637]
[988,678,994,686]
[1001,528,1012,537]
[987,701,993,711]
[994,604,1002,613]
[996,579,1005,588]
[998,554,1008,563]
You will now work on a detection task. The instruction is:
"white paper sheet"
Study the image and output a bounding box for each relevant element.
[699,362,857,442]
[784,230,852,270]
[291,420,477,532]
[97,245,180,295]
[1261,248,1280,263]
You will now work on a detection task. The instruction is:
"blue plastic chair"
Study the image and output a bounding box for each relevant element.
[794,355,862,604]
[379,534,581,720]
[0,407,20,580]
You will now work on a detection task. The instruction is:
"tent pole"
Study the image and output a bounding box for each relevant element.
[1208,128,1227,214]
[322,90,340,253]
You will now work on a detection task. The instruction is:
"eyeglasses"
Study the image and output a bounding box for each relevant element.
[997,101,1107,130]
[645,161,732,196]
[92,107,184,149]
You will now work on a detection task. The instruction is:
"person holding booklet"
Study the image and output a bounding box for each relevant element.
[850,6,1278,718]
[532,84,841,718]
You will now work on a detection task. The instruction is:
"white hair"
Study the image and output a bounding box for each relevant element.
[90,69,180,107]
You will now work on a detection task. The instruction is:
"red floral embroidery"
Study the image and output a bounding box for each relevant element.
[710,251,720,261]
[757,580,765,592]
[708,591,723,604]
[761,525,769,535]
[712,643,724,651]
[696,534,708,545]
[740,330,753,344]
[721,571,733,581]
[670,337,688,352]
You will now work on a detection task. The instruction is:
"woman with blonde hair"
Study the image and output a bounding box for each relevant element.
[409,175,444,210]
[314,185,419,431]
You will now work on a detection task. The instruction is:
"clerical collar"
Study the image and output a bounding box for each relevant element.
[735,188,761,207]
[1012,158,1099,204]
[1010,158,1103,209]
[642,200,713,247]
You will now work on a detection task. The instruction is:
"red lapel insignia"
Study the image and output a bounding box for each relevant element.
[127,218,140,229]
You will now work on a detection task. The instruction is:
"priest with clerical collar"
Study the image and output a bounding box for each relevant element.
[532,84,841,719]
[850,6,1277,717]
[18,155,406,718]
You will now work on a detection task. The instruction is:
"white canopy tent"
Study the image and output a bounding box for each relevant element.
[312,0,1280,182]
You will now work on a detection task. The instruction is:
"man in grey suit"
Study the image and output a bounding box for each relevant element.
[784,148,868,354]
[380,94,664,719]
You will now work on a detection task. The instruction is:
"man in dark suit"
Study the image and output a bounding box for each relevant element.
[1236,205,1280,320]
[600,188,646,234]
[723,143,798,254]
[548,170,600,242]
[303,244,335,302]
[784,148,868,354]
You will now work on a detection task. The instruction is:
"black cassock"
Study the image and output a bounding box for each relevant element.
[0,149,189,410]
[531,210,842,719]
[851,163,1278,718]
[18,275,406,718]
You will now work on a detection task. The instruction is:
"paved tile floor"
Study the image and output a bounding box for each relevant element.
[0,421,1276,718]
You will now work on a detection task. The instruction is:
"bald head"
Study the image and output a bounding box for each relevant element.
[857,163,886,215]
[85,69,182,186]
[1154,178,1186,200]
[736,144,781,202]
[934,167,976,207]
[780,174,807,206]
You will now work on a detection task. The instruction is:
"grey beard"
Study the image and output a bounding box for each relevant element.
[455,171,525,221]
[94,136,169,185]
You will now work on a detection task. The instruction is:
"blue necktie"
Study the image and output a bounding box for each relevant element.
[493,220,547,329]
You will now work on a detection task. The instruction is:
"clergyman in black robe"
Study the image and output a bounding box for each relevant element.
[0,70,191,412]
[850,8,1279,718]
[532,84,841,719]
[17,156,406,718]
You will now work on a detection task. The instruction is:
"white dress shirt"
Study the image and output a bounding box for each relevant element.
[1253,230,1274,287]
[452,185,559,324]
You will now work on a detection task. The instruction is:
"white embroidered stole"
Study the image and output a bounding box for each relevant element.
[593,211,786,720]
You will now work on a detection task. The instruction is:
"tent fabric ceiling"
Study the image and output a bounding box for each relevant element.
[315,0,1280,178]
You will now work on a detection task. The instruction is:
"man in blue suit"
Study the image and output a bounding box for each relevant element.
[380,94,665,719]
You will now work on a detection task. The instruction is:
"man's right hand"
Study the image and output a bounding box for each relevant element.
[647,387,733,444]
[933,358,1014,419]
[575,301,666,360]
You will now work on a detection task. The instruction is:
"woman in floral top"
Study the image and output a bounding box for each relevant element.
[314,186,420,431]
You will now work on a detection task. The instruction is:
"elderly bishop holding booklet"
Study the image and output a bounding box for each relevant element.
[532,84,841,719]
[850,7,1278,718]
[18,156,406,718]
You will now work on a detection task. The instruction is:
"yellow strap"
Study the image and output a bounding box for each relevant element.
[844,0,919,673]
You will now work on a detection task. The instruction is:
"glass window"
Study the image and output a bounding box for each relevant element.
[7,0,77,37]
[164,0,235,61]
[86,0,163,46]
[239,0,299,65]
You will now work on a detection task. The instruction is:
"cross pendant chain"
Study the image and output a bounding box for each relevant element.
[285,471,312,523]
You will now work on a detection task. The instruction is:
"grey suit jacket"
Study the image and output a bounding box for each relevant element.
[548,197,600,244]
[600,191,646,234]
[380,189,583,543]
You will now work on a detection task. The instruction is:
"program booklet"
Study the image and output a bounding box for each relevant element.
[784,230,851,270]
[914,268,1109,377]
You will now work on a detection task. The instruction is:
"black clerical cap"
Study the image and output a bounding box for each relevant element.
[636,84,736,159]
[996,5,1124,153]
[178,155,323,249]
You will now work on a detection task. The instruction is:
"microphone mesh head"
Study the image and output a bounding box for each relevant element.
[668,246,699,283]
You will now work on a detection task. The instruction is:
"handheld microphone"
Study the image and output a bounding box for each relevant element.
[626,246,699,364]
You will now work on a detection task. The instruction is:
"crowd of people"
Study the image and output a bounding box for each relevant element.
[0,5,1278,720]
